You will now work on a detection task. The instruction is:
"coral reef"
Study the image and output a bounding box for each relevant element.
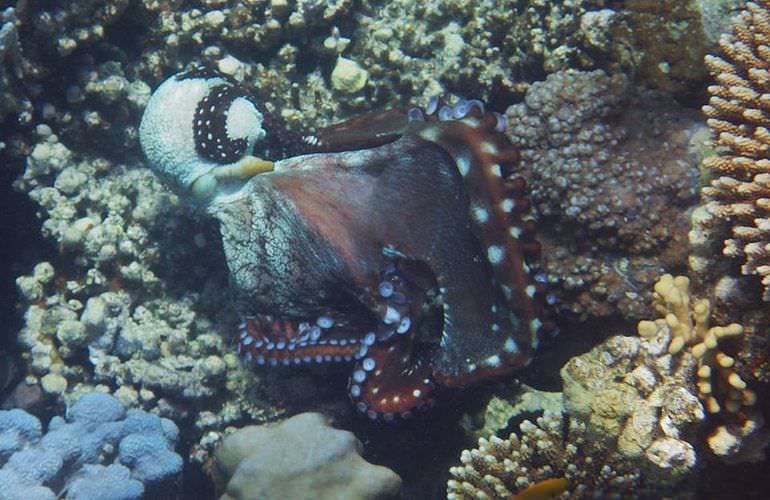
[643,275,765,460]
[213,412,402,500]
[565,273,760,461]
[694,0,770,301]
[562,315,702,483]
[505,69,703,319]
[620,0,745,99]
[0,392,181,500]
[447,411,644,499]
[12,126,284,458]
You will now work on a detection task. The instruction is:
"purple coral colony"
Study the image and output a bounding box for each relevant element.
[2,1,770,499]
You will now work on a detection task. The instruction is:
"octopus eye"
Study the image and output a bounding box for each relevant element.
[139,70,273,199]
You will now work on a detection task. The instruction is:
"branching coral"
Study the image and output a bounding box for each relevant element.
[698,0,770,301]
[447,412,641,499]
[639,274,763,459]
[640,274,754,416]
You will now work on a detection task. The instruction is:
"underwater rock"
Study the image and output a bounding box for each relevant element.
[0,392,181,499]
[213,412,401,500]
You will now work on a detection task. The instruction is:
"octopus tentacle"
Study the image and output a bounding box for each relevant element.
[402,105,545,386]
[238,315,373,366]
[349,342,435,421]
[348,261,435,419]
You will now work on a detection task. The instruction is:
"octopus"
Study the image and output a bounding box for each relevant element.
[139,68,548,421]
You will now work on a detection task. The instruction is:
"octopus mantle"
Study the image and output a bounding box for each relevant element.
[213,105,546,420]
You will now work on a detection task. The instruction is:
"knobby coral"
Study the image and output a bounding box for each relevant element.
[698,0,770,301]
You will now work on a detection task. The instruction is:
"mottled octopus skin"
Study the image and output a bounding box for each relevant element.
[215,105,545,419]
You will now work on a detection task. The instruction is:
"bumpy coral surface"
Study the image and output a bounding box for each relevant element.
[562,321,702,485]
[505,69,702,319]
[0,392,181,500]
[12,127,285,462]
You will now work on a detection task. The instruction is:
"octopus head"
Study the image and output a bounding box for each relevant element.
[139,68,274,200]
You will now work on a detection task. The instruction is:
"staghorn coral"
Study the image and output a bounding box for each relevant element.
[696,0,770,301]
[505,69,703,319]
[447,412,643,499]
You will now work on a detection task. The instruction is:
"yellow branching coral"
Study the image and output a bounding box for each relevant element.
[638,274,754,416]
[700,0,770,300]
[637,274,764,458]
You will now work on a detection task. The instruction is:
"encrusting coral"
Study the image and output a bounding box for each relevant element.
[696,0,770,301]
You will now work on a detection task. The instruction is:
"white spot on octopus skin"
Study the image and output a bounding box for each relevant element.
[483,354,502,368]
[489,163,502,177]
[455,152,471,177]
[413,389,422,398]
[482,142,498,155]
[526,285,536,298]
[362,358,376,371]
[418,127,440,142]
[487,245,505,265]
[509,226,522,238]
[504,337,519,354]
[472,206,489,224]
[501,199,514,213]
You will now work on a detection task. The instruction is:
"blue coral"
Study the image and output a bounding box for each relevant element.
[0,392,182,499]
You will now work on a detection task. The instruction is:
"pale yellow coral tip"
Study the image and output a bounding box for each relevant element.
[716,352,735,368]
[668,336,685,354]
[728,372,747,390]
[692,343,708,358]
[638,320,657,338]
